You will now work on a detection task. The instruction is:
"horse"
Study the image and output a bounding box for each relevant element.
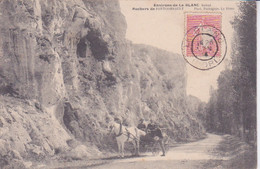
[109,122,146,157]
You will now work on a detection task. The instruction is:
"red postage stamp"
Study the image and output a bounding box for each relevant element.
[182,13,227,70]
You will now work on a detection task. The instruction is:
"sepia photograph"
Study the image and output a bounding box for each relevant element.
[0,0,256,168]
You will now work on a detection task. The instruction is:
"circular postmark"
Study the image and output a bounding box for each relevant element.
[182,25,227,70]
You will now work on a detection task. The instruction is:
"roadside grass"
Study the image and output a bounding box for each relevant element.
[205,135,257,169]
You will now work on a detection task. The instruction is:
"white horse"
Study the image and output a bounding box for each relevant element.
[109,122,146,157]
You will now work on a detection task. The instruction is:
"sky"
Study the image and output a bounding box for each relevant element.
[119,0,239,102]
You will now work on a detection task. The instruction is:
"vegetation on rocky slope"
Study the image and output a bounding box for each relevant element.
[0,0,205,167]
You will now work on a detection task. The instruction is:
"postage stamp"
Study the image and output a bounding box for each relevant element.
[182,12,227,70]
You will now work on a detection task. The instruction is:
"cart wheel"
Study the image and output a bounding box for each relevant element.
[152,143,160,155]
[145,144,151,154]
[152,149,160,155]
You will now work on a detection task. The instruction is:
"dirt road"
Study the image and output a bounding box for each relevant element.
[89,133,226,169]
[44,133,255,169]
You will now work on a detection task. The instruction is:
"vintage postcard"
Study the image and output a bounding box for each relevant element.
[0,0,256,169]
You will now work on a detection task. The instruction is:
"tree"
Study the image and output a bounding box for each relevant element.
[204,2,256,144]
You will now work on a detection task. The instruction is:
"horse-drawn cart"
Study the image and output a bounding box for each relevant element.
[109,122,169,157]
[139,128,169,155]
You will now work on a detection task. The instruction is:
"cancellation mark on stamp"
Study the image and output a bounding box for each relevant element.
[182,13,227,70]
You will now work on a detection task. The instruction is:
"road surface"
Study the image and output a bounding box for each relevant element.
[87,134,230,169]
[42,133,254,169]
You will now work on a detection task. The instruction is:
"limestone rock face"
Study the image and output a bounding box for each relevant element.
[0,96,71,167]
[0,0,205,163]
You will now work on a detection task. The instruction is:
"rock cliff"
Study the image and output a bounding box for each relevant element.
[0,0,204,166]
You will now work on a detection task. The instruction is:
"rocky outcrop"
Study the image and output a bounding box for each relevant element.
[131,44,204,140]
[0,0,205,165]
[0,96,71,168]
